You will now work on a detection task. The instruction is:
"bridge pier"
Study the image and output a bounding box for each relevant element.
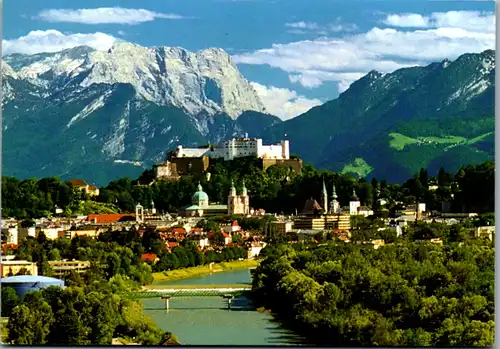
[161,296,171,311]
[222,294,235,310]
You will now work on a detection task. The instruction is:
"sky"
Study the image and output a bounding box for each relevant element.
[2,0,496,120]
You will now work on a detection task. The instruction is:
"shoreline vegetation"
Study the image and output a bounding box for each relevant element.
[150,259,260,285]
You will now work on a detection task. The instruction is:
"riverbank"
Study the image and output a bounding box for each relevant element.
[150,259,260,284]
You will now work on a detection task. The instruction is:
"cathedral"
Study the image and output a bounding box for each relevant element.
[228,180,250,215]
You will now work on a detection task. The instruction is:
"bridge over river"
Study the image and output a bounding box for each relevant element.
[126,286,252,299]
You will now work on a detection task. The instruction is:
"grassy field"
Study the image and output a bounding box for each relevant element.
[341,158,374,178]
[389,132,492,151]
[150,259,260,284]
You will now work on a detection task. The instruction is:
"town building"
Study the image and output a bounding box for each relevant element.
[228,181,250,215]
[67,179,100,197]
[48,260,91,278]
[182,183,229,217]
[0,256,38,277]
[293,180,351,232]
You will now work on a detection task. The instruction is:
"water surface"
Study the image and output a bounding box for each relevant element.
[143,268,305,345]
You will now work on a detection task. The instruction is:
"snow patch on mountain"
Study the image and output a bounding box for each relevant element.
[4,42,265,119]
[67,90,113,128]
[102,102,130,157]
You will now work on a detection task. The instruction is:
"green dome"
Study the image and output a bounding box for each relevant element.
[192,183,209,203]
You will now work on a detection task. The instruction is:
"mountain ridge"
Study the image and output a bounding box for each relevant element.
[1,45,495,185]
[262,49,495,181]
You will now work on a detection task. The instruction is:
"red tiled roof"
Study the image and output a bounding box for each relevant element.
[88,185,98,191]
[232,220,239,227]
[172,228,186,234]
[2,244,19,252]
[191,228,203,233]
[68,179,88,187]
[141,253,158,262]
[168,242,180,249]
[87,214,136,224]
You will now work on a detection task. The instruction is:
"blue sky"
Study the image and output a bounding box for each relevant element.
[3,0,496,119]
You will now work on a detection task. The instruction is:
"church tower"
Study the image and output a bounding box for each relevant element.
[241,180,250,215]
[320,178,328,212]
[349,188,361,215]
[228,180,236,214]
[329,184,340,214]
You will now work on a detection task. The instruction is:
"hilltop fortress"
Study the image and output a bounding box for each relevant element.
[154,137,302,179]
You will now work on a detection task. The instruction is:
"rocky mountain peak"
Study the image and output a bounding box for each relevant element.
[3,41,265,119]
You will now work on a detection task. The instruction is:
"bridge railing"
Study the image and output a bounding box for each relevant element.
[125,288,251,299]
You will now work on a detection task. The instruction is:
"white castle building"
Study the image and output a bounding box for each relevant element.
[175,137,290,161]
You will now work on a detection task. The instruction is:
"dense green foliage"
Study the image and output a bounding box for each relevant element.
[1,176,120,219]
[252,236,495,346]
[4,276,173,345]
[3,158,493,219]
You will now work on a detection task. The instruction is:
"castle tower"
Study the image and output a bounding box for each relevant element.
[320,178,328,212]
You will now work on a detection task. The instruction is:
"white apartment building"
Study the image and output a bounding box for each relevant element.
[174,137,290,161]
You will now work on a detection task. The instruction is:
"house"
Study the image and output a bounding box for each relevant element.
[0,256,38,277]
[475,226,495,241]
[207,232,231,245]
[141,253,159,264]
[2,225,18,245]
[247,241,267,259]
[67,179,100,197]
[86,214,136,224]
[48,260,90,277]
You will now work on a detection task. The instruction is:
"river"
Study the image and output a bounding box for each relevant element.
[142,268,306,346]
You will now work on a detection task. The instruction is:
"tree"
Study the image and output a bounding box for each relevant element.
[1,287,19,317]
[8,293,54,345]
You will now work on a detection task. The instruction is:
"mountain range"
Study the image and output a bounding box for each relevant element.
[1,42,494,185]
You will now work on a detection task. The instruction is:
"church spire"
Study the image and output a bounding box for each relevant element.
[351,188,359,201]
[332,184,338,200]
[320,177,328,212]
[197,182,203,191]
[242,179,248,196]
[229,180,236,197]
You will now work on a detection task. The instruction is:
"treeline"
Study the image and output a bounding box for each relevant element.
[252,237,494,346]
[2,159,494,219]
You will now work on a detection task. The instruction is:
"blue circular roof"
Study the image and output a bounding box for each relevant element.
[1,275,63,283]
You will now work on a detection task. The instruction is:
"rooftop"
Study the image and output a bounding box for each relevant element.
[1,275,63,283]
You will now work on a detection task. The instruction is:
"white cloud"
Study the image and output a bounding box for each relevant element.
[285,19,358,35]
[234,10,494,89]
[329,23,359,32]
[2,30,118,55]
[285,21,319,30]
[251,82,322,120]
[383,13,429,28]
[35,7,185,25]
[382,10,494,33]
